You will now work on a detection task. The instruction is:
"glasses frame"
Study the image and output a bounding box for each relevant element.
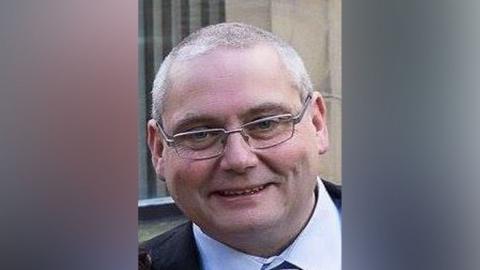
[155,92,313,160]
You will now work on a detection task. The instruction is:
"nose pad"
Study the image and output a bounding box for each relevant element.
[239,130,250,145]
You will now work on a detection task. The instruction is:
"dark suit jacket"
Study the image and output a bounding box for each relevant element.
[140,180,341,270]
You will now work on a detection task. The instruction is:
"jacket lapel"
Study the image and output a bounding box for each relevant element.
[147,222,202,270]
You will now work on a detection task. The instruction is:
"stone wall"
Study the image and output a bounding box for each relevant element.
[226,0,342,183]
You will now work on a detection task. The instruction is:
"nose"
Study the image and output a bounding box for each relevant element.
[219,131,258,173]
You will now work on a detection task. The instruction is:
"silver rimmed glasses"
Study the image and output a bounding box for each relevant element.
[156,92,312,160]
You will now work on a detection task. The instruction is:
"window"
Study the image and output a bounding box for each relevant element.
[139,0,226,200]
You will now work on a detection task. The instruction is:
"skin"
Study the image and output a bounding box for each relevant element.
[147,44,329,257]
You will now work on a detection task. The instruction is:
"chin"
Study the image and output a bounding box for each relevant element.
[207,214,280,236]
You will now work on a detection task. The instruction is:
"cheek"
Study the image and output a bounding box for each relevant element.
[261,129,320,176]
[163,157,214,195]
[260,142,310,176]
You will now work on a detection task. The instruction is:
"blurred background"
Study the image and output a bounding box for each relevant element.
[2,0,480,269]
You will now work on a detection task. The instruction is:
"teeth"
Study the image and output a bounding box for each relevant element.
[219,185,266,196]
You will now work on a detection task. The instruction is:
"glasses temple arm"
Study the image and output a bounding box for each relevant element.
[292,92,313,124]
[155,121,176,146]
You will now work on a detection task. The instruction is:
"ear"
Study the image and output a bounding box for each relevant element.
[147,119,166,179]
[310,92,329,154]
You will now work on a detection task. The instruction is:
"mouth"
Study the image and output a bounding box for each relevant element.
[214,184,271,197]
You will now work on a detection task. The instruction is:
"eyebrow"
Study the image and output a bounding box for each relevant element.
[170,114,224,134]
[239,102,294,120]
[170,102,295,133]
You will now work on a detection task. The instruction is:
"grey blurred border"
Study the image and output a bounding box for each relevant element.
[344,0,480,269]
[1,1,480,269]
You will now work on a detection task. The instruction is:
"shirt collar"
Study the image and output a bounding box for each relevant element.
[193,224,264,270]
[193,177,341,270]
[283,177,342,270]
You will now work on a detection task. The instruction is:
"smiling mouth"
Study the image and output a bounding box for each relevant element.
[216,184,269,197]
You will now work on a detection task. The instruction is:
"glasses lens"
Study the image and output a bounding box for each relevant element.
[243,116,295,149]
[173,130,224,159]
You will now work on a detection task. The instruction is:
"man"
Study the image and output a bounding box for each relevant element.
[142,22,341,270]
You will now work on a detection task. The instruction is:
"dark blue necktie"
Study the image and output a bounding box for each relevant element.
[268,261,302,270]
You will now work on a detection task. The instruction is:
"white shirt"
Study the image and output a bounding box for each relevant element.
[193,178,341,270]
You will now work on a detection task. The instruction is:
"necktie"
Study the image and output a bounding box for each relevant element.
[269,261,302,270]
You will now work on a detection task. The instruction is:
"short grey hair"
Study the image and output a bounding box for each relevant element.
[151,22,314,121]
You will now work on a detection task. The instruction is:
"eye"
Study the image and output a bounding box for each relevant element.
[192,131,208,139]
[243,114,293,139]
[191,131,209,140]
[177,126,215,141]
[254,119,277,130]
[174,129,224,150]
[245,117,283,133]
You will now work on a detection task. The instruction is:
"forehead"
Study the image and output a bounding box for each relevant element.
[162,45,301,128]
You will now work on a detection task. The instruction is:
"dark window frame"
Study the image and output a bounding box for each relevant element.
[138,0,226,201]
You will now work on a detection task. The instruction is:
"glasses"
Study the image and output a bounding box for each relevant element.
[156,93,312,160]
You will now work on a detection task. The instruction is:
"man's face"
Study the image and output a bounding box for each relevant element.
[148,45,328,240]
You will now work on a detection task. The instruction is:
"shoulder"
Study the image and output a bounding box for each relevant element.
[140,222,201,270]
[321,179,342,210]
